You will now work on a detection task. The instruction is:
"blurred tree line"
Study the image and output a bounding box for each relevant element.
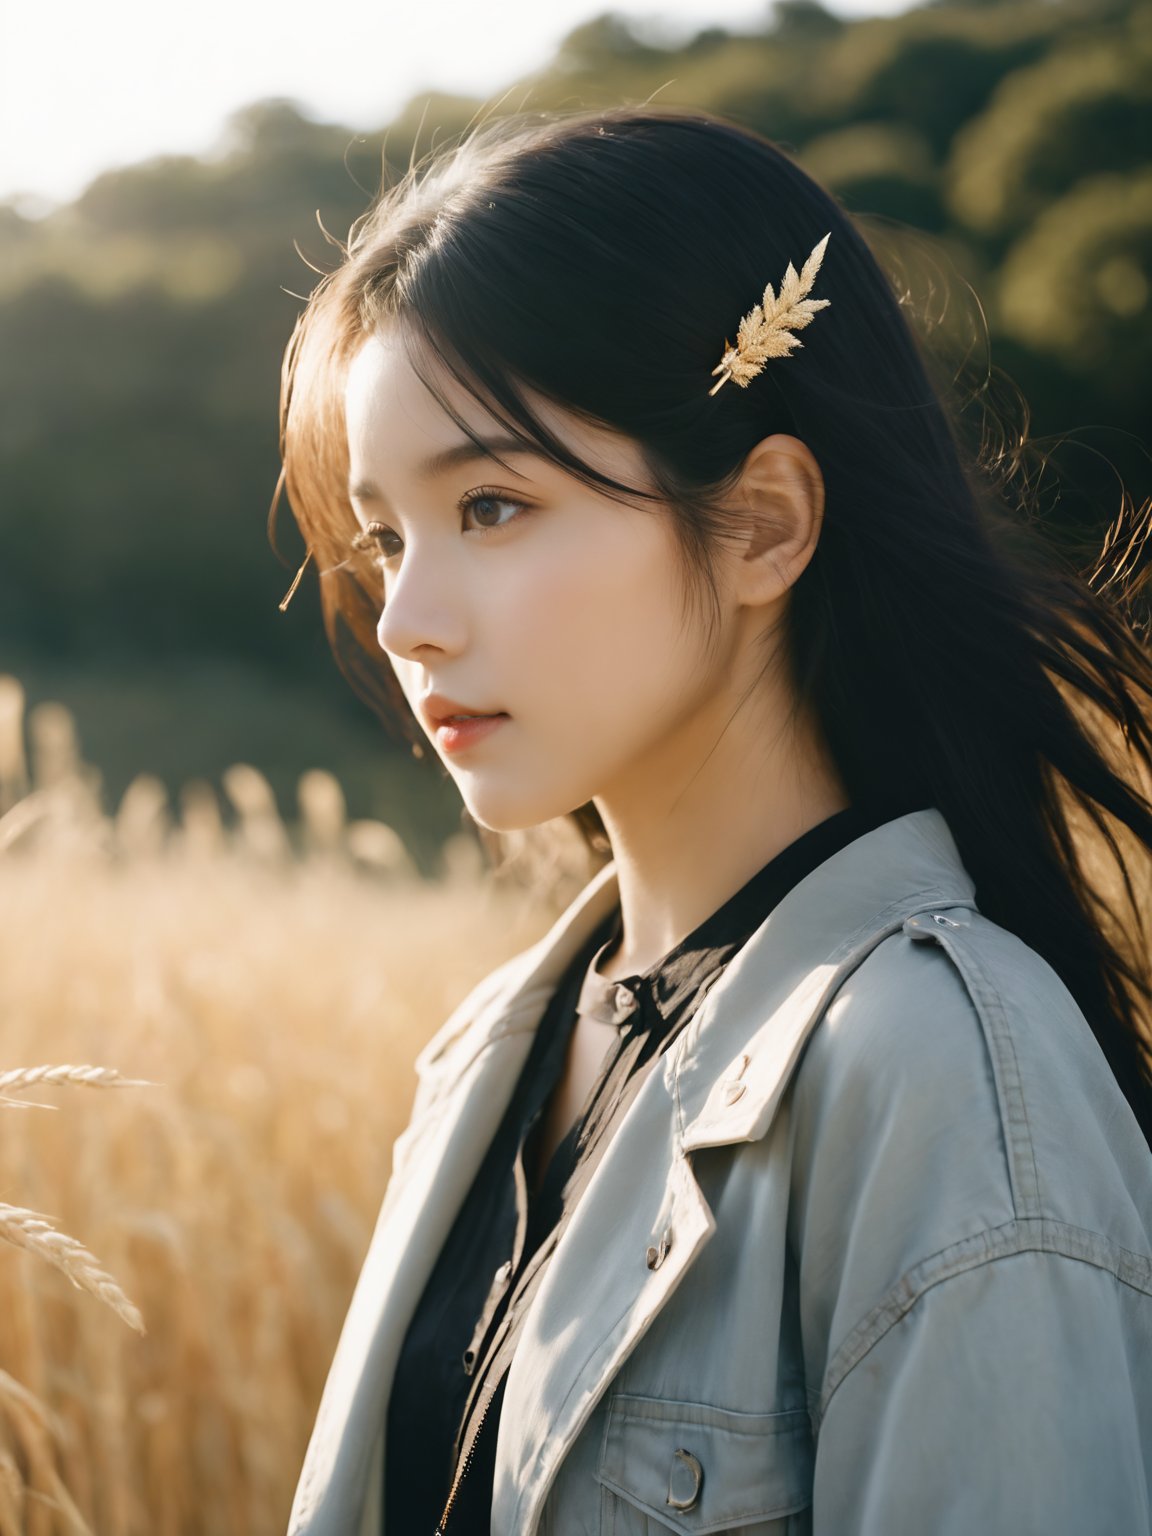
[1,0,1148,846]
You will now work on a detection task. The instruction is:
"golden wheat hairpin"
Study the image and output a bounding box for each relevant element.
[708,233,832,396]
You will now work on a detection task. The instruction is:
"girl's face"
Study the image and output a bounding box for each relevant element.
[344,329,752,834]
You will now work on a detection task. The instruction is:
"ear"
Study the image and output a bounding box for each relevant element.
[722,434,825,608]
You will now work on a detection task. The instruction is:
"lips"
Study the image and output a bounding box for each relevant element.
[420,692,509,733]
[433,712,510,756]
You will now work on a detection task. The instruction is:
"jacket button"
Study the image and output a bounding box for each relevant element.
[613,983,638,1018]
[667,1448,704,1511]
[723,1081,746,1106]
[645,1227,672,1270]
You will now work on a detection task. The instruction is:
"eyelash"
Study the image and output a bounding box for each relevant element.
[351,487,530,564]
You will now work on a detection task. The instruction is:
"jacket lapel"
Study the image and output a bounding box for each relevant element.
[286,860,623,1536]
[289,807,976,1536]
[493,808,977,1534]
[492,1057,715,1534]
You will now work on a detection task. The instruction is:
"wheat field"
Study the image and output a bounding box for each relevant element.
[0,674,593,1536]
[0,670,1148,1535]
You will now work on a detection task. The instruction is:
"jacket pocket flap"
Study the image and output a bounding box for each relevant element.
[596,1393,813,1533]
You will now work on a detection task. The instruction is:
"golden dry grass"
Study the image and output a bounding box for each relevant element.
[0,676,570,1535]
[0,852,554,1535]
[0,668,1148,1534]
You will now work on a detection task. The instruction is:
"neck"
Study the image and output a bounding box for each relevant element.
[592,694,849,983]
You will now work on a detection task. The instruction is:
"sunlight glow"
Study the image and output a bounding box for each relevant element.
[2,0,912,208]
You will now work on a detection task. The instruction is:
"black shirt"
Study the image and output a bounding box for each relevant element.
[384,805,882,1534]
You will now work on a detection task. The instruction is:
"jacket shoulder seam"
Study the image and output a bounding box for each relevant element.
[815,1214,1152,1430]
[674,884,966,1146]
[915,920,1043,1219]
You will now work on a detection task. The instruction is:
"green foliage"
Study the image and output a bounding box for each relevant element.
[815,4,1061,156]
[997,167,1152,397]
[800,123,944,230]
[552,12,673,66]
[947,31,1152,238]
[0,0,1148,844]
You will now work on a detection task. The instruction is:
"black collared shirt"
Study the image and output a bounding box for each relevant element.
[384,805,882,1534]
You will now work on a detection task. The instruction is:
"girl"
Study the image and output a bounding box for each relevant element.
[275,105,1152,1534]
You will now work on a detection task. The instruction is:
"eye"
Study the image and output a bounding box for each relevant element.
[458,486,529,534]
[349,489,529,570]
[351,520,402,564]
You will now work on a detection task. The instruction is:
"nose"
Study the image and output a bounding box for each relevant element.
[374,550,467,662]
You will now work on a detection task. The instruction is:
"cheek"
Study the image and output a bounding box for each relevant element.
[505,523,694,709]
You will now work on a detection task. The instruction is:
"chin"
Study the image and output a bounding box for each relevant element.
[457,779,595,836]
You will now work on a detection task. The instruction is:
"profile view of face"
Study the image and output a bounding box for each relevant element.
[343,329,747,834]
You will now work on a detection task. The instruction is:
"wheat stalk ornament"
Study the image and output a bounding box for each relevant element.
[708,233,832,396]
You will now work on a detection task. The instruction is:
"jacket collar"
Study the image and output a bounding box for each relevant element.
[426,804,975,1144]
[288,806,976,1536]
[412,854,623,1076]
[675,803,975,1149]
[495,806,977,1532]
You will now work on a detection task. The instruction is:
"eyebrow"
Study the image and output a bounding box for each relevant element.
[348,435,546,503]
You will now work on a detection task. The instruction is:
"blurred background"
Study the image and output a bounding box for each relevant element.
[2,0,1149,867]
[0,0,1149,1529]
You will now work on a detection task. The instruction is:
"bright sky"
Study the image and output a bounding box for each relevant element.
[1,0,911,210]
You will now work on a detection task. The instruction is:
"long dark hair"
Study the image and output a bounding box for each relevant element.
[274,103,1152,1146]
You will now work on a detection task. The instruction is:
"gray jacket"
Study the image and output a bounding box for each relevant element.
[287,807,1152,1535]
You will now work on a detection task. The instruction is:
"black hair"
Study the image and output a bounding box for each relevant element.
[276,103,1152,1146]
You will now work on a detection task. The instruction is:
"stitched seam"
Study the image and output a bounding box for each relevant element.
[610,1390,808,1421]
[677,885,967,1145]
[507,1288,641,1534]
[816,1216,1152,1431]
[596,1470,812,1530]
[821,887,965,966]
[610,1409,810,1439]
[598,1412,813,1534]
[672,1032,689,1141]
[508,1165,713,1533]
[410,993,554,1119]
[935,925,1043,1217]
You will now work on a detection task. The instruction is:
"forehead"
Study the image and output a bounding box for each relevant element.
[343,328,652,492]
[345,330,474,447]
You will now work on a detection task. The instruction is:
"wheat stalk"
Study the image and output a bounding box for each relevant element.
[0,1366,66,1443]
[0,1063,158,1091]
[709,232,832,394]
[0,1204,145,1335]
[0,1063,159,1111]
